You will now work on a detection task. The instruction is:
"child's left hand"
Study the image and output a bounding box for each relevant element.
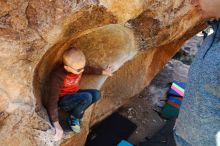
[53,121,64,141]
[102,65,114,76]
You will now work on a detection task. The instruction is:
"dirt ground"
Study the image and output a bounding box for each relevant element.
[118,91,166,145]
[118,59,186,145]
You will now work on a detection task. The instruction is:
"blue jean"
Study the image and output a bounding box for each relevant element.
[58,89,101,119]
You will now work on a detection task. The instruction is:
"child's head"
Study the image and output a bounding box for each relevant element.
[63,47,86,74]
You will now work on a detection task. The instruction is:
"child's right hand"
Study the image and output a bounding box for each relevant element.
[53,121,64,141]
[102,65,114,76]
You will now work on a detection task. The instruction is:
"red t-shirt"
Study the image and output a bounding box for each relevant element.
[59,73,82,97]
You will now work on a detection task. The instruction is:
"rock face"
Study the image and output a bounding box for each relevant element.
[0,0,205,146]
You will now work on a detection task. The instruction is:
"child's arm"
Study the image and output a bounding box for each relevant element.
[84,65,103,75]
[84,65,114,76]
[47,73,62,123]
[47,67,65,140]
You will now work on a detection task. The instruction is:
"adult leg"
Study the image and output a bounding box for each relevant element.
[174,88,220,146]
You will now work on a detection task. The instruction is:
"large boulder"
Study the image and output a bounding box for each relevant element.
[0,0,205,146]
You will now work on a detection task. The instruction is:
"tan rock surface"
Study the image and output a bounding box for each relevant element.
[0,0,205,146]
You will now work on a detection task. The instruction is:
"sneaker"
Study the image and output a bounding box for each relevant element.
[67,117,81,133]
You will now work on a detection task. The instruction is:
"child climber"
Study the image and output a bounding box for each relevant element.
[47,47,114,141]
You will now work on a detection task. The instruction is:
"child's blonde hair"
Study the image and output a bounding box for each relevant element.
[63,47,85,67]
